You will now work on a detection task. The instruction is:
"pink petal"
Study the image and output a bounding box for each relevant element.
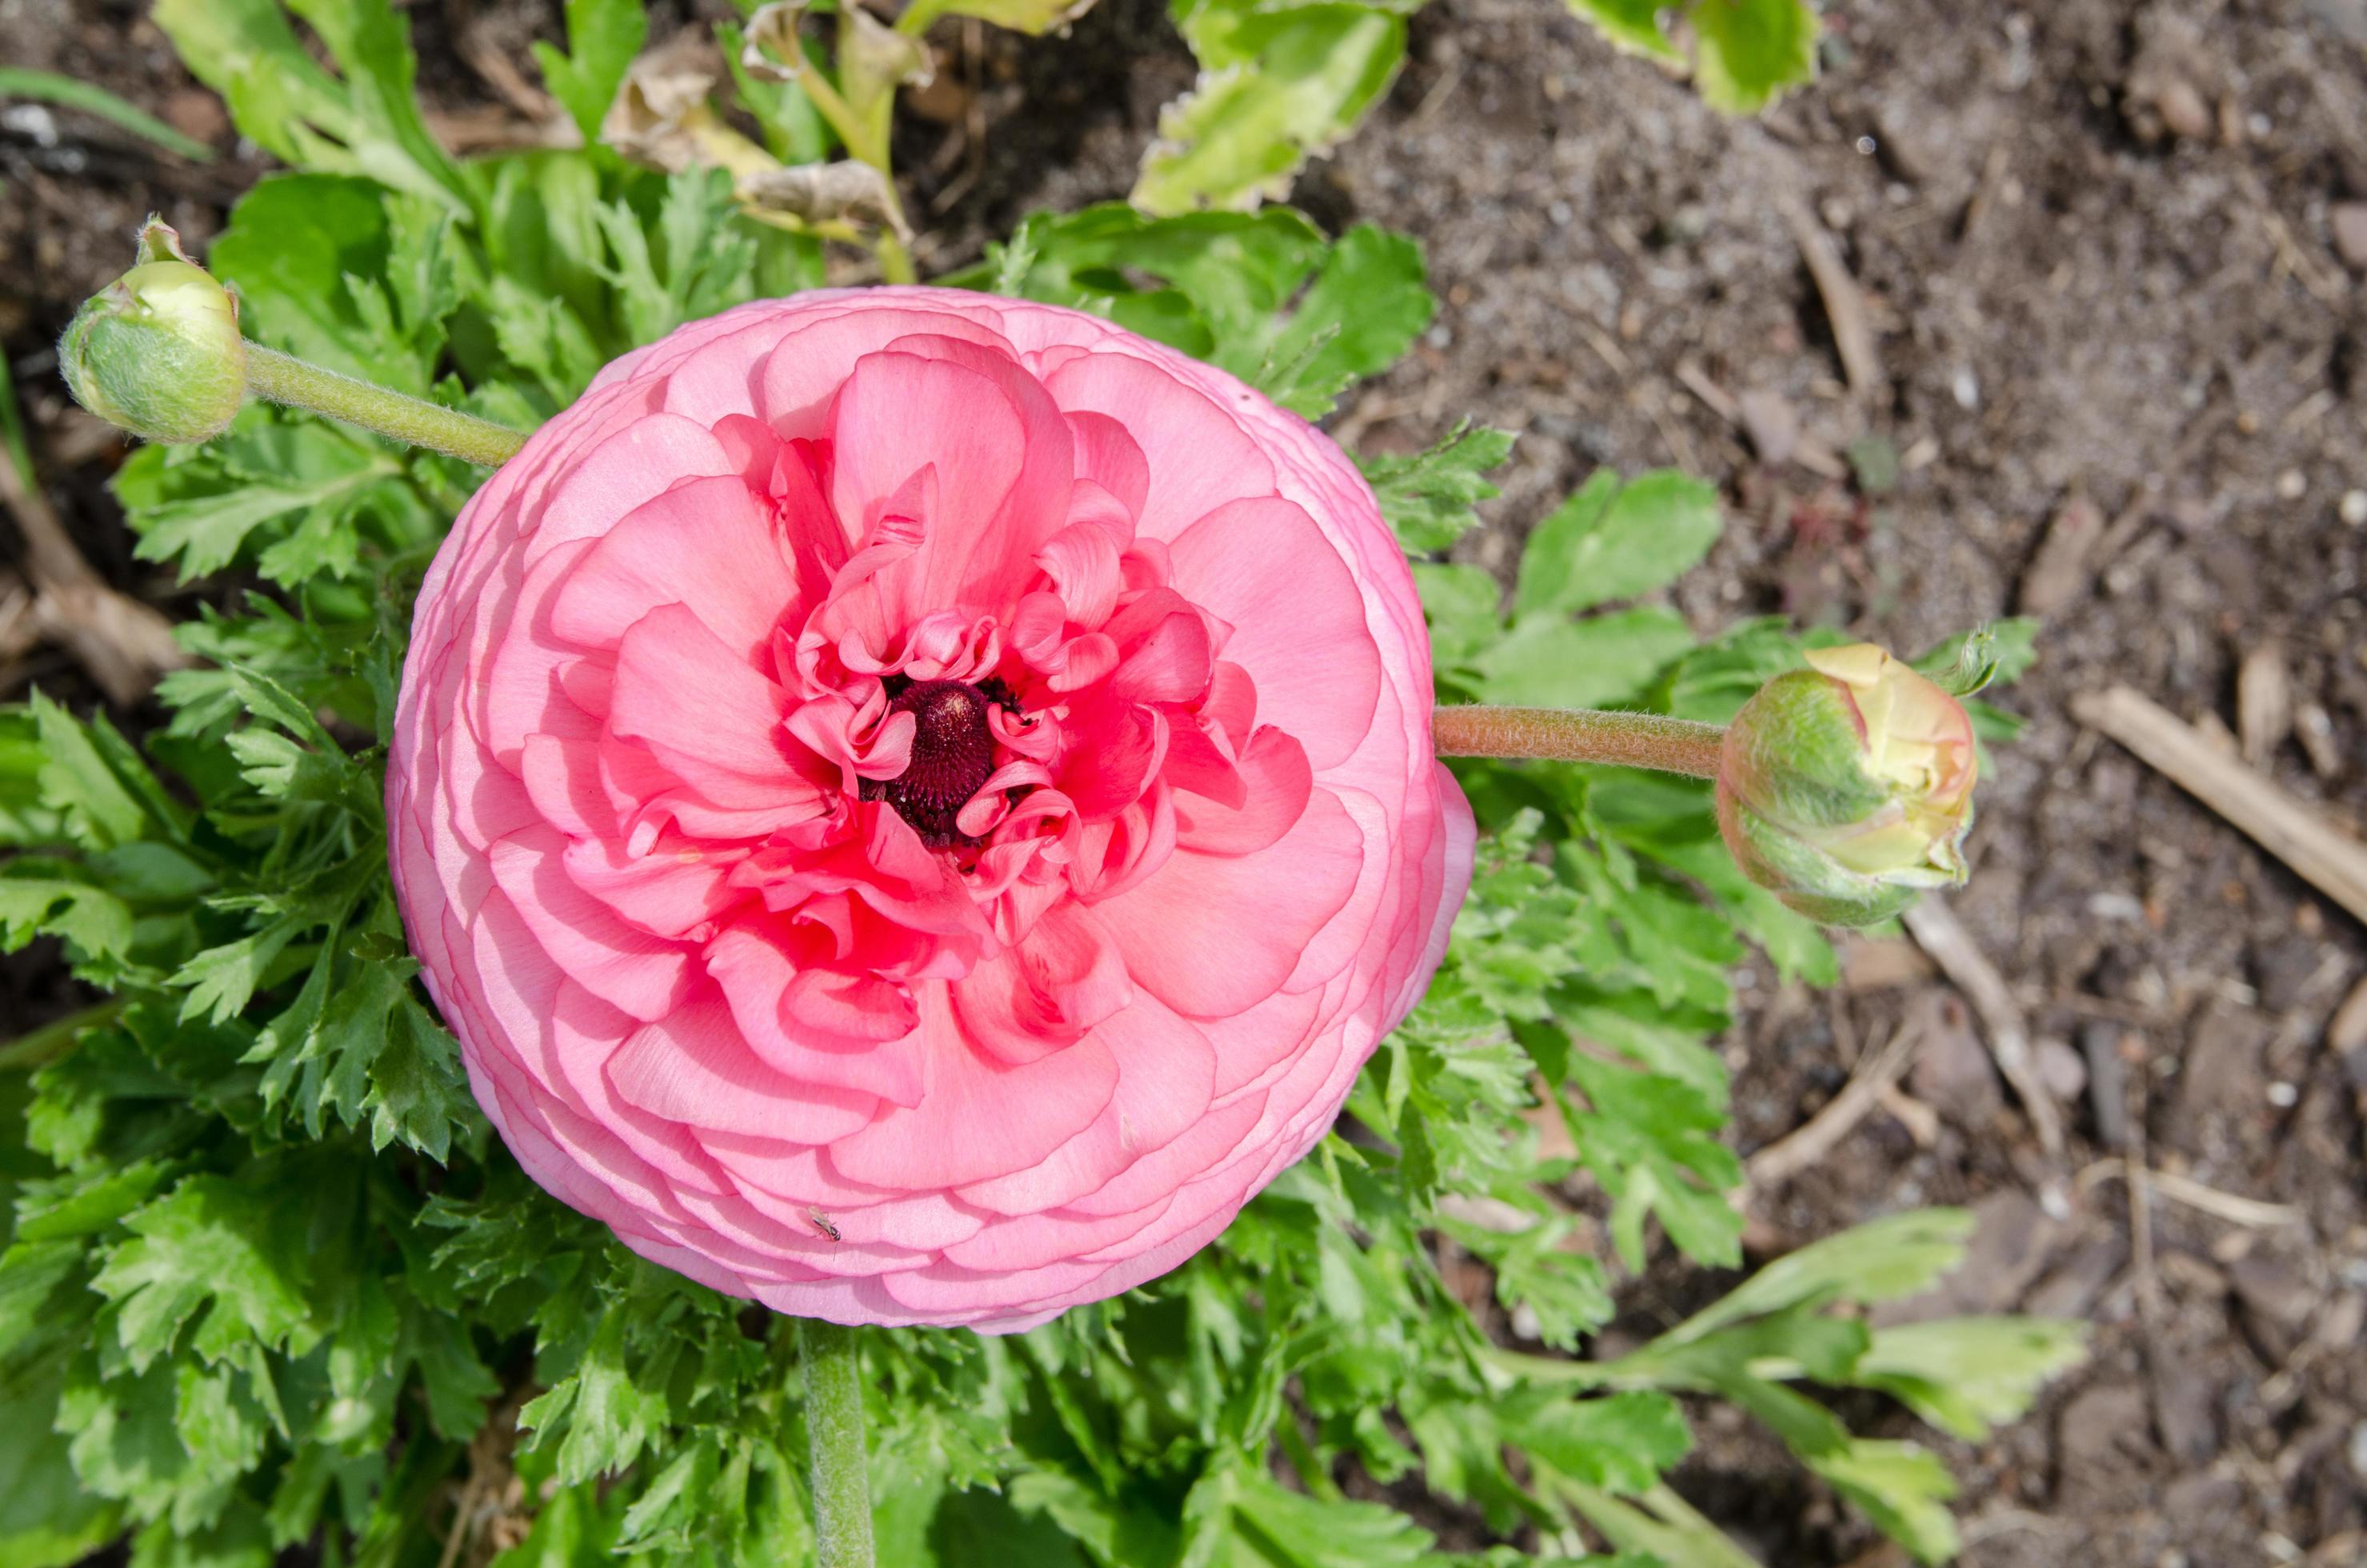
[486,826,693,1022]
[550,475,801,662]
[956,992,1214,1216]
[1167,497,1381,770]
[1172,726,1313,857]
[829,986,1119,1190]
[704,922,929,1106]
[1044,350,1273,540]
[607,604,820,810]
[523,414,738,566]
[606,989,878,1142]
[1092,786,1364,1019]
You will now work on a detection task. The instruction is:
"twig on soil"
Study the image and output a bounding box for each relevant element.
[1771,186,1883,403]
[1673,362,1848,479]
[1901,900,2068,1165]
[2077,1158,2306,1230]
[1873,1083,1939,1146]
[2125,1069,2158,1322]
[1745,1018,1923,1190]
[0,446,185,706]
[2069,686,2367,928]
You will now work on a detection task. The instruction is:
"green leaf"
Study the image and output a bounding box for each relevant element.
[901,0,1102,34]
[1809,1440,1958,1565]
[30,693,154,851]
[956,204,1431,418]
[0,877,134,963]
[0,1358,123,1567]
[1413,563,1506,677]
[170,917,304,1027]
[90,1175,318,1370]
[0,66,216,161]
[1473,609,1698,708]
[1854,1317,2088,1441]
[1500,1390,1691,1494]
[152,0,469,217]
[521,1309,669,1484]
[1564,0,1685,58]
[1564,0,1819,114]
[1134,2,1407,216]
[1691,0,1821,115]
[532,0,648,142]
[1252,225,1433,416]
[1656,1209,1973,1347]
[1513,470,1722,621]
[1563,1050,1743,1270]
[365,995,466,1162]
[1209,1463,1437,1566]
[122,414,406,584]
[1358,424,1517,555]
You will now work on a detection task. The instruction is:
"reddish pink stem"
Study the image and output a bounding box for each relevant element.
[1432,706,1725,781]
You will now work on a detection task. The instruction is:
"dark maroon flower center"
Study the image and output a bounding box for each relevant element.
[862,677,1014,848]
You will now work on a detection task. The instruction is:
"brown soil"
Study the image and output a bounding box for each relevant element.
[6,1,2367,1563]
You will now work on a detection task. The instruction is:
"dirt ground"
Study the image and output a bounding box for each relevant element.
[5,1,2367,1564]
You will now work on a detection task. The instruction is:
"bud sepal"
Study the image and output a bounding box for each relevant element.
[59,217,246,445]
[1715,642,1977,927]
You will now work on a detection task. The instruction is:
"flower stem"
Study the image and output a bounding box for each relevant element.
[798,1319,875,1568]
[1433,706,1726,780]
[242,344,527,467]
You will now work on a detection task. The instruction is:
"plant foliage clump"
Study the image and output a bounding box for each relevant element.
[0,4,2071,1565]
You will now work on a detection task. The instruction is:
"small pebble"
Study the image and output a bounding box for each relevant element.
[2340,489,2367,527]
[2276,469,2307,500]
[2267,1081,2298,1107]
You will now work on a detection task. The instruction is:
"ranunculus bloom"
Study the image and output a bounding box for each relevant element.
[389,288,1473,1331]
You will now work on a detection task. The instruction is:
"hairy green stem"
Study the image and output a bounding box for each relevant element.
[1433,706,1726,780]
[243,345,526,468]
[799,1319,875,1568]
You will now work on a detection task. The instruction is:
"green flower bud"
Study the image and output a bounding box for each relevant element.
[59,217,246,445]
[1715,643,1978,927]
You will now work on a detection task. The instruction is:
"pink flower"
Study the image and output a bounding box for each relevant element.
[388,288,1473,1331]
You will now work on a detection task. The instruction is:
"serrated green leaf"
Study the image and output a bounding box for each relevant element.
[30,693,154,851]
[90,1175,318,1370]
[1657,1210,1973,1347]
[170,917,303,1027]
[533,0,648,142]
[1501,1390,1691,1495]
[0,877,135,962]
[1565,0,1683,54]
[0,1357,123,1568]
[1854,1317,2087,1441]
[1691,0,1821,115]
[1473,609,1698,709]
[1514,470,1722,621]
[522,1309,669,1484]
[1360,425,1517,555]
[154,0,469,217]
[1134,2,1406,216]
[1565,0,1818,114]
[1809,1440,1958,1564]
